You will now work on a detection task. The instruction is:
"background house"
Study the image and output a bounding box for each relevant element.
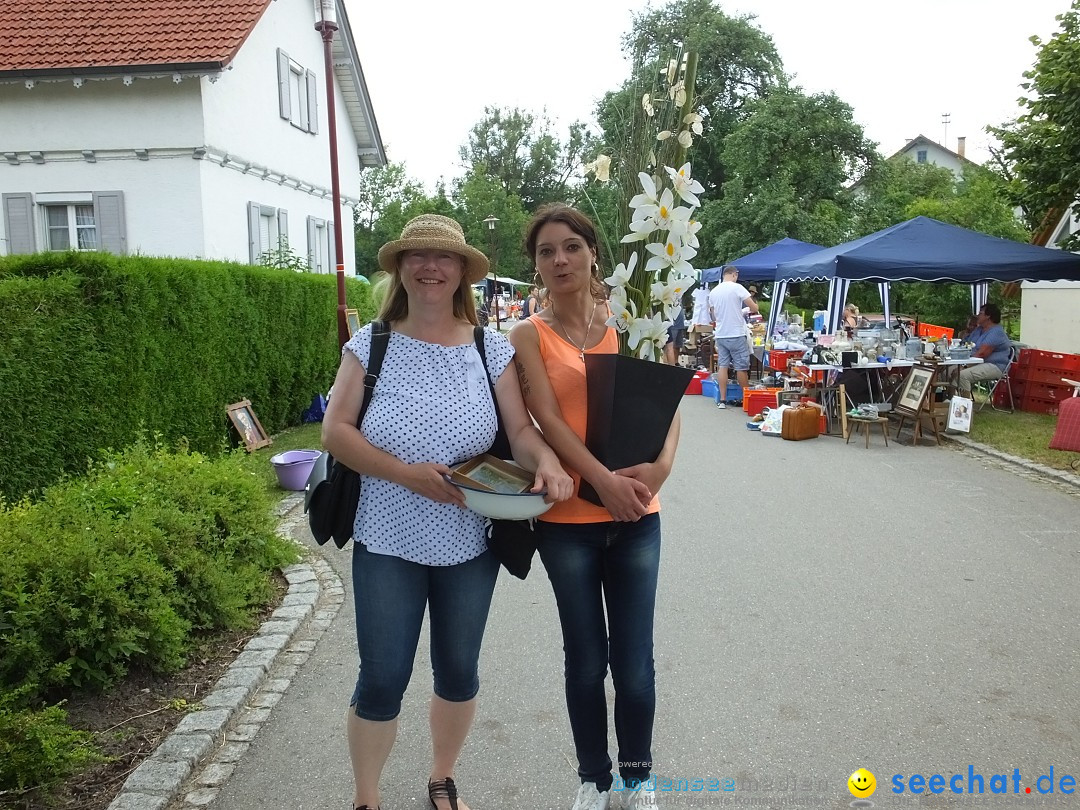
[0,0,385,275]
[889,134,973,178]
[1021,211,1080,354]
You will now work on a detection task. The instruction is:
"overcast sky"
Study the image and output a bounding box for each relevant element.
[346,0,1067,191]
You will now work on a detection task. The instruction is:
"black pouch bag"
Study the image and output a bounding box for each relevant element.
[473,327,539,579]
[304,322,390,548]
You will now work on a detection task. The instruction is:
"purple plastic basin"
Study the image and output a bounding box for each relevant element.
[270,449,322,491]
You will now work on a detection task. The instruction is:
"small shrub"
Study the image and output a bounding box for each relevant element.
[0,689,102,793]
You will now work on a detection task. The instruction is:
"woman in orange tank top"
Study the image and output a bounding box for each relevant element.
[508,204,680,810]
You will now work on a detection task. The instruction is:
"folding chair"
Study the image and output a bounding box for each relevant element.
[973,344,1019,413]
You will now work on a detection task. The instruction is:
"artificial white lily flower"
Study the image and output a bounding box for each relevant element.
[644,237,697,275]
[665,162,705,207]
[606,296,636,333]
[683,217,702,249]
[628,172,659,211]
[627,313,670,358]
[631,188,692,237]
[584,154,611,183]
[604,252,637,288]
[683,112,704,135]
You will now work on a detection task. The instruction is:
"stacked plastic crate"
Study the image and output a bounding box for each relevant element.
[1007,349,1080,414]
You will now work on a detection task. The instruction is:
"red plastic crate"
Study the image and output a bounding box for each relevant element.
[916,323,955,341]
[744,388,782,416]
[1017,349,1080,373]
[685,370,708,395]
[767,349,802,372]
[1013,365,1080,386]
[1023,381,1074,401]
[1019,395,1061,416]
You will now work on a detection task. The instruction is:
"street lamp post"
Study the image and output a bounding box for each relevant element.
[314,0,349,349]
[483,214,500,331]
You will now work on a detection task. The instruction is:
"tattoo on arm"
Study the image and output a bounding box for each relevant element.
[515,360,531,397]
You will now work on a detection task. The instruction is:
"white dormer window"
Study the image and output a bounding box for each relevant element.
[277,48,318,134]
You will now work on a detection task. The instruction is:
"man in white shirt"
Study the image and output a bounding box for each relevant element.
[708,265,758,409]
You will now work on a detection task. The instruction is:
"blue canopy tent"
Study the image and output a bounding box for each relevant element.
[772,216,1080,335]
[701,237,824,283]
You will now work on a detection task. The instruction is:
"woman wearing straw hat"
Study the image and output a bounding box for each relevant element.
[322,213,573,810]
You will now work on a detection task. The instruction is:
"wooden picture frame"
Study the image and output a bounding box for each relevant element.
[895,365,935,417]
[449,454,533,495]
[227,399,272,451]
[345,309,361,337]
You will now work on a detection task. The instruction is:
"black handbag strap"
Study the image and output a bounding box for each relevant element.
[357,320,391,430]
[473,326,512,459]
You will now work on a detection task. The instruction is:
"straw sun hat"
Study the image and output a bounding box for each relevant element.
[377,214,490,283]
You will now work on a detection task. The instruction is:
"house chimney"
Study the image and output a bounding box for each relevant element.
[957,136,966,158]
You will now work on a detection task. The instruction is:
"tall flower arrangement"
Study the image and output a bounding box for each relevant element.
[585,48,703,362]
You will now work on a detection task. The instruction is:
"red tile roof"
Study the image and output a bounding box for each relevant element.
[0,0,272,75]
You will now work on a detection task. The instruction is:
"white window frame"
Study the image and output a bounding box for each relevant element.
[39,193,98,251]
[288,61,309,132]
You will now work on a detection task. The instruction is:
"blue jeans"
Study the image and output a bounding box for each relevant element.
[536,513,661,790]
[350,542,499,721]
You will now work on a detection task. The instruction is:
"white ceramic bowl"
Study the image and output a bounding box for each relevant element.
[449,479,553,520]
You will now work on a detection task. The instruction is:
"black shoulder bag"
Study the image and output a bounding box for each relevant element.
[304,321,391,548]
[473,327,538,579]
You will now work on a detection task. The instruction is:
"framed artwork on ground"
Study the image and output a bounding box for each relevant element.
[227,399,272,451]
[346,309,361,337]
[895,365,935,417]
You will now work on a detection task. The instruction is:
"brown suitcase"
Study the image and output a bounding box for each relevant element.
[781,404,820,441]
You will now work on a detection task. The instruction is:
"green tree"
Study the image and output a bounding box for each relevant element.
[459,107,589,211]
[906,167,1030,242]
[452,164,531,280]
[989,0,1080,247]
[699,87,877,266]
[353,162,429,277]
[850,159,957,236]
[596,0,784,196]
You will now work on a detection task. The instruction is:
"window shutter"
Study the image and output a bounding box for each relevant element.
[306,69,318,134]
[277,209,289,249]
[277,49,291,120]
[306,215,317,270]
[92,191,127,254]
[328,219,337,274]
[2,192,36,254]
[247,201,261,263]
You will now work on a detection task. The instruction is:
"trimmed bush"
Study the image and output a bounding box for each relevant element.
[0,440,299,699]
[0,252,375,501]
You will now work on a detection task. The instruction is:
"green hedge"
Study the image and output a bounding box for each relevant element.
[0,253,375,501]
[0,440,299,793]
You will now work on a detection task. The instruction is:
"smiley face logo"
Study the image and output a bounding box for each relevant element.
[848,768,876,797]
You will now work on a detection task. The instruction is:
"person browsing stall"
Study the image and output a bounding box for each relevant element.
[708,265,758,409]
[957,302,1011,397]
[322,214,572,810]
[509,204,680,810]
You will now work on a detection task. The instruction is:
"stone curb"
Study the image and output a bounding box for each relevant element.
[105,492,345,810]
[942,432,1080,493]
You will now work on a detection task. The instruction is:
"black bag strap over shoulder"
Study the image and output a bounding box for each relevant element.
[358,320,391,430]
[474,326,512,460]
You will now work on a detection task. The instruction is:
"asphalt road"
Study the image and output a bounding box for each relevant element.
[202,395,1080,810]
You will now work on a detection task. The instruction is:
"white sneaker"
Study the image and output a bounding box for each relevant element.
[716,401,727,409]
[571,781,610,810]
[625,778,658,809]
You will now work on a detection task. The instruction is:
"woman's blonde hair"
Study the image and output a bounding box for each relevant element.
[376,256,479,326]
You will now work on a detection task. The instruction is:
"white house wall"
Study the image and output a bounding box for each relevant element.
[199,0,362,273]
[0,78,204,151]
[1020,281,1080,355]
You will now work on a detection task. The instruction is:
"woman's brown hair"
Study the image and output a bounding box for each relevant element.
[524,203,608,301]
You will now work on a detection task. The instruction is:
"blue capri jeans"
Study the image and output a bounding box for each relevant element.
[536,513,661,790]
[349,541,499,721]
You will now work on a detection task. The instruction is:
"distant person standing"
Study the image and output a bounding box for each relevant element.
[523,285,543,318]
[708,266,758,410]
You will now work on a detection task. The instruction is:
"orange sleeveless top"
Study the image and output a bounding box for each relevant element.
[532,316,661,523]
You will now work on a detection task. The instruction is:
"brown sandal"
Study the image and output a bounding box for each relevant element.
[428,777,459,810]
